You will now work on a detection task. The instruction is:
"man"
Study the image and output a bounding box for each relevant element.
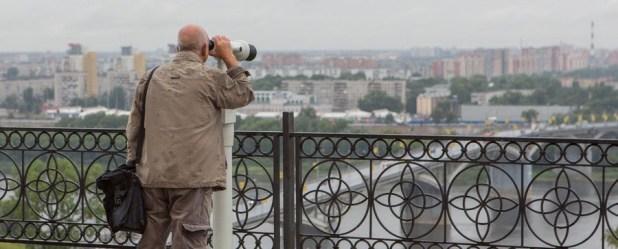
[126,24,254,249]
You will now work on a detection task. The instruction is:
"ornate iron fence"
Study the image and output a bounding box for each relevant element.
[0,128,136,248]
[1,116,618,248]
[0,128,281,248]
[232,131,281,249]
[289,129,618,248]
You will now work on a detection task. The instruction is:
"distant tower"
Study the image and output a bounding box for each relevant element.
[590,21,595,67]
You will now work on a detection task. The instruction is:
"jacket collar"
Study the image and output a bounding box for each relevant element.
[173,51,204,64]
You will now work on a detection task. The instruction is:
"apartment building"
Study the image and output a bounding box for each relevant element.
[281,80,406,112]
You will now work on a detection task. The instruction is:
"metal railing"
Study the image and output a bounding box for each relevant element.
[1,113,618,248]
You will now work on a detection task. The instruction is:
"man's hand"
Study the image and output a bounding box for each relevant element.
[209,35,239,69]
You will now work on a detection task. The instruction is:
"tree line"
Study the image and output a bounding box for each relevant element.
[1,86,129,115]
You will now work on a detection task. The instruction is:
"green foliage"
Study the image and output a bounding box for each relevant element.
[236,116,282,131]
[431,101,458,123]
[56,112,128,128]
[235,108,351,132]
[384,113,395,124]
[338,72,366,80]
[299,107,318,119]
[253,75,284,90]
[43,87,54,101]
[21,88,43,113]
[450,75,488,104]
[466,73,618,119]
[71,96,99,107]
[5,67,19,80]
[566,65,618,79]
[310,74,332,80]
[487,74,618,115]
[0,243,27,249]
[607,228,618,248]
[295,108,350,132]
[1,88,44,113]
[521,109,539,123]
[489,91,527,105]
[374,127,401,135]
[107,87,127,110]
[358,91,403,112]
[344,126,369,133]
[2,94,20,109]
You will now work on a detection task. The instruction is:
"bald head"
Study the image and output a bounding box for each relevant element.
[177,24,209,53]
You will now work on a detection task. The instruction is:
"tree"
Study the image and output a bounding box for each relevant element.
[21,88,42,114]
[43,87,54,101]
[295,107,349,132]
[521,109,539,123]
[2,94,20,109]
[431,101,458,123]
[56,112,129,128]
[530,89,549,105]
[605,221,618,249]
[5,67,19,80]
[339,72,366,80]
[108,87,126,110]
[489,91,526,105]
[253,75,283,91]
[358,91,403,112]
[310,74,331,80]
[236,116,281,131]
[449,75,488,104]
[384,113,395,124]
[71,96,99,107]
[298,107,317,119]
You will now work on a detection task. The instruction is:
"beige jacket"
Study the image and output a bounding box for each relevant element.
[126,51,254,189]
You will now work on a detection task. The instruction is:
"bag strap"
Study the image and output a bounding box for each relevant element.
[135,66,159,164]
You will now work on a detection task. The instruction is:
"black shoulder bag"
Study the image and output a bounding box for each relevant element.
[96,66,158,234]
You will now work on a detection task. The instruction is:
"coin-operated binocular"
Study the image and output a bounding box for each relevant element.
[208,40,257,61]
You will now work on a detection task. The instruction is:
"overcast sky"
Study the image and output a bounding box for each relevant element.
[1,0,617,52]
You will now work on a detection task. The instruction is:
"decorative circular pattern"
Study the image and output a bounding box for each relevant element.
[373,162,443,239]
[447,164,520,244]
[301,160,369,235]
[232,157,274,231]
[524,166,601,247]
[352,138,371,158]
[503,142,523,162]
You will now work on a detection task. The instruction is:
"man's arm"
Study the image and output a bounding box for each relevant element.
[209,35,255,109]
[125,74,147,165]
[211,67,255,109]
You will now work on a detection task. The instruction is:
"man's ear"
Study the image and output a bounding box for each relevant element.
[200,44,209,62]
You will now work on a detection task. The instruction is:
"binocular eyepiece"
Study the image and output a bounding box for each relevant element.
[208,40,257,62]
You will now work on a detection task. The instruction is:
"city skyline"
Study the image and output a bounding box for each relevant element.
[1,0,618,52]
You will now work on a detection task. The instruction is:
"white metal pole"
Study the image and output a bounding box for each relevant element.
[213,58,234,249]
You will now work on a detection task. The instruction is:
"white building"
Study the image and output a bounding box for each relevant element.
[237,90,312,116]
[470,89,534,105]
[282,80,406,112]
